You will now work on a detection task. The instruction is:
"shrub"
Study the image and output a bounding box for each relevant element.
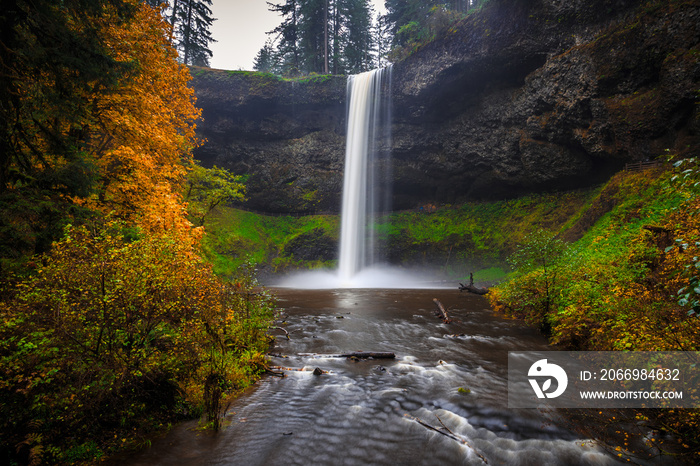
[0,221,274,463]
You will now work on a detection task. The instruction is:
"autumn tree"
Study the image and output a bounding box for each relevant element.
[0,0,204,269]
[86,1,202,239]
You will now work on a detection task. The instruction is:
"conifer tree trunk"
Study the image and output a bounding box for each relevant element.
[183,0,193,65]
[292,4,300,74]
[324,0,329,74]
[169,0,180,43]
[332,0,340,74]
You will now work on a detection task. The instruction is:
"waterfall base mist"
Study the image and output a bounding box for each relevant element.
[274,265,450,290]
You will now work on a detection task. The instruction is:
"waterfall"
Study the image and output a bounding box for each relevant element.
[338,66,392,283]
[281,65,434,289]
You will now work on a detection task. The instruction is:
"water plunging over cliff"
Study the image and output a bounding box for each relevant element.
[278,66,433,288]
[338,66,392,283]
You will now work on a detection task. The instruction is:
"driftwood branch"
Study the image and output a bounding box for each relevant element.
[405,414,488,464]
[459,273,489,295]
[298,352,396,359]
[432,298,451,323]
[271,326,290,339]
[269,366,329,375]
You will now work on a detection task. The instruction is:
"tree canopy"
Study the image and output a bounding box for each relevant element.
[259,0,376,76]
[258,0,489,76]
[173,0,217,66]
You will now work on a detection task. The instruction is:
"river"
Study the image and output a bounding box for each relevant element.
[115,288,620,465]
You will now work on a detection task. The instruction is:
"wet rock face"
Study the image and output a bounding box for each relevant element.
[191,71,347,213]
[191,0,699,213]
[389,0,699,205]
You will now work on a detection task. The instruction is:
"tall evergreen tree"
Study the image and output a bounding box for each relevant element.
[267,0,301,75]
[384,0,432,43]
[373,12,392,68]
[174,0,216,66]
[342,0,373,73]
[168,0,180,43]
[253,39,278,72]
[330,0,343,74]
[298,0,330,74]
[385,0,485,45]
[0,0,136,196]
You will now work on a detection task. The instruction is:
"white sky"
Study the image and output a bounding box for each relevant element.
[209,0,387,71]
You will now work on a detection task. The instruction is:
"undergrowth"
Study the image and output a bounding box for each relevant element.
[491,167,691,350]
[375,190,597,282]
[490,161,700,462]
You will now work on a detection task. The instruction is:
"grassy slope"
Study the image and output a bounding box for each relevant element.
[377,190,597,282]
[490,166,694,350]
[201,208,339,278]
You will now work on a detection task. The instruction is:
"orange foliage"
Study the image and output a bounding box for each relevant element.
[85,1,201,240]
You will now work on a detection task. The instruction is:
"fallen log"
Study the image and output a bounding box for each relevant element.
[298,352,396,359]
[459,283,488,295]
[432,298,452,323]
[405,413,489,464]
[459,273,489,295]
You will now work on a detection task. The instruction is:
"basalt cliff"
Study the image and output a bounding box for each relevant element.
[190,0,699,213]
